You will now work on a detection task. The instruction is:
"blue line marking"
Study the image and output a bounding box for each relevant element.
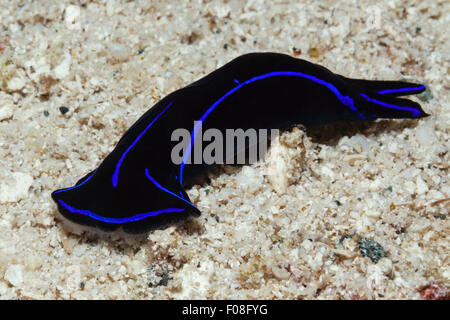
[360,93,421,117]
[179,70,362,185]
[53,170,97,194]
[377,85,426,95]
[112,101,174,188]
[58,200,184,223]
[144,168,198,210]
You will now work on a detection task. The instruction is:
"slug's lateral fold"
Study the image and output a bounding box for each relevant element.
[51,52,428,235]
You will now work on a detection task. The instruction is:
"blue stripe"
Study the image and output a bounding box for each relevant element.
[112,101,174,187]
[53,170,96,194]
[360,93,420,117]
[377,85,426,95]
[144,168,198,210]
[58,199,184,224]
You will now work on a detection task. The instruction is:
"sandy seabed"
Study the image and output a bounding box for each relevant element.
[0,0,448,299]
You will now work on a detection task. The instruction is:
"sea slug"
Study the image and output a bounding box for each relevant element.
[51,52,428,235]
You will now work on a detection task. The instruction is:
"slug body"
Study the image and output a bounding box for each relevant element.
[51,52,428,235]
